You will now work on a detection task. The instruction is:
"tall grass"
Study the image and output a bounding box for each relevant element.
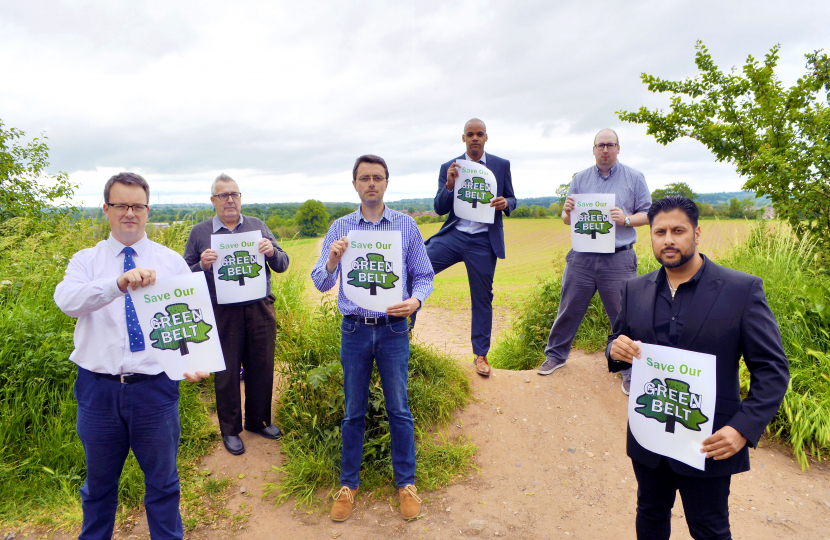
[263,272,475,506]
[0,218,216,528]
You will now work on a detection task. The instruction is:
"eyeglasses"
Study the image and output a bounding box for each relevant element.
[213,192,242,201]
[107,203,148,213]
[594,143,619,150]
[356,175,386,183]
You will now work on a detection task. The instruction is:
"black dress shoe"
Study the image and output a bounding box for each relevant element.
[222,434,245,455]
[244,424,283,440]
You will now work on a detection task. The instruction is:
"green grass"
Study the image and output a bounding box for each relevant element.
[263,271,475,507]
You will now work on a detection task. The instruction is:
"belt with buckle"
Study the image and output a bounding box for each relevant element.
[614,243,634,253]
[345,314,407,325]
[93,372,158,384]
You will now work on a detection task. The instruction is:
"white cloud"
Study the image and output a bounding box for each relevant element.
[2,0,827,204]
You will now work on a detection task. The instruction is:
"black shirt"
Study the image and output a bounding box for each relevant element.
[653,255,707,347]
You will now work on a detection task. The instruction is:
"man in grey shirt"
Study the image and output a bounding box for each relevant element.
[184,173,290,455]
[537,129,651,395]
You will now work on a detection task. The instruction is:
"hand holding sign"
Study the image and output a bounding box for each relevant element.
[570,193,616,253]
[452,159,496,224]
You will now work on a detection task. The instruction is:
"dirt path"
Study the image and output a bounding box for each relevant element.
[31,304,830,540]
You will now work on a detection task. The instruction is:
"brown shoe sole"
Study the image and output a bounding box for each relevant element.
[330,509,353,522]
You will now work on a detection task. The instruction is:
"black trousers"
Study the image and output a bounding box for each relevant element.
[213,295,277,436]
[632,457,732,540]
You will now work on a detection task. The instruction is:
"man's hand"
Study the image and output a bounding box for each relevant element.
[386,297,421,318]
[183,371,210,383]
[610,335,642,364]
[200,249,218,270]
[701,426,747,460]
[490,196,508,211]
[326,237,349,273]
[610,207,626,226]
[446,162,460,191]
[117,268,156,292]
[258,238,275,257]
[561,196,575,224]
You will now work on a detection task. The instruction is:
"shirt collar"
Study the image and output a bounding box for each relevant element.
[107,233,150,257]
[594,161,619,180]
[357,204,393,225]
[465,153,486,165]
[212,214,244,233]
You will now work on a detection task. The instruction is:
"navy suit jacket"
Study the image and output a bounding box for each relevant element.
[606,256,789,477]
[427,153,517,259]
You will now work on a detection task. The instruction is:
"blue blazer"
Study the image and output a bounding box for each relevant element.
[607,257,789,477]
[427,153,517,259]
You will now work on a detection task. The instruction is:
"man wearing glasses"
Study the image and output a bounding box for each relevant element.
[184,173,290,455]
[537,129,651,396]
[311,155,434,522]
[55,172,209,539]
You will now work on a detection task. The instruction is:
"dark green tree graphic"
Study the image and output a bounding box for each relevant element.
[217,250,263,286]
[148,303,213,356]
[574,209,613,240]
[635,378,710,433]
[457,177,494,209]
[346,253,399,295]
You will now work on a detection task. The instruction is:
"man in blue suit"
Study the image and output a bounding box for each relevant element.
[414,118,517,376]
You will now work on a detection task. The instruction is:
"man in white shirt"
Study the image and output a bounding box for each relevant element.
[54,172,207,540]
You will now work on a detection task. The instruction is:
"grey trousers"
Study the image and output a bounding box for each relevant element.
[544,249,638,374]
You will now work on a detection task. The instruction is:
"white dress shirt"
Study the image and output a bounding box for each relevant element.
[54,234,191,375]
[453,153,489,235]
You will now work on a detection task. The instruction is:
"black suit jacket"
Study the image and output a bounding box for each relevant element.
[427,153,517,259]
[606,256,789,477]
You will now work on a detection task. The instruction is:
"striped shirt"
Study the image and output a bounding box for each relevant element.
[568,161,651,247]
[311,205,435,317]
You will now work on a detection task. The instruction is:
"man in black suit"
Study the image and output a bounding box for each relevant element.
[607,196,789,540]
[412,118,516,376]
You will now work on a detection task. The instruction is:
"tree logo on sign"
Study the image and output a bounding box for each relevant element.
[346,253,399,295]
[574,209,613,239]
[457,177,494,209]
[217,250,263,286]
[635,378,710,433]
[148,303,213,356]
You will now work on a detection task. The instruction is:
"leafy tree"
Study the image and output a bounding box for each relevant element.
[456,177,493,209]
[1,119,75,223]
[148,303,213,356]
[651,182,699,202]
[574,209,613,239]
[346,253,399,295]
[634,378,710,433]
[726,197,755,219]
[295,199,329,237]
[618,42,830,251]
[510,206,531,218]
[329,206,354,222]
[556,182,571,206]
[217,250,263,286]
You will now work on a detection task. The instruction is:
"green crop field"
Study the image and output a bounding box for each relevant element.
[417,218,753,310]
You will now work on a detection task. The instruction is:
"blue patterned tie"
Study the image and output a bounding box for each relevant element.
[122,247,146,352]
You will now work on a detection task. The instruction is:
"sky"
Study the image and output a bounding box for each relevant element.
[2,0,828,207]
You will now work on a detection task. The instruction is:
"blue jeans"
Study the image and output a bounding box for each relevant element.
[339,317,415,489]
[75,367,183,540]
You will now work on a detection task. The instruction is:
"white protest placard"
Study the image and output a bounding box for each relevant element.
[341,230,403,313]
[131,272,226,381]
[570,193,616,253]
[452,159,496,224]
[629,343,717,471]
[211,230,267,304]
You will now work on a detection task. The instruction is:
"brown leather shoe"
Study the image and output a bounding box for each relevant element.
[330,486,357,522]
[474,355,491,377]
[398,484,421,520]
